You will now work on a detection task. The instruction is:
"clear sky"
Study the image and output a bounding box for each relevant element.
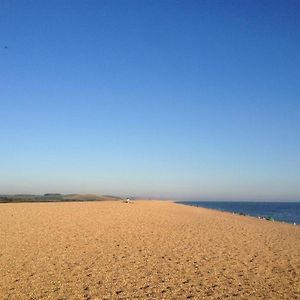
[1,0,299,200]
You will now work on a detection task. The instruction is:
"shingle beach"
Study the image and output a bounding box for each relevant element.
[1,200,299,299]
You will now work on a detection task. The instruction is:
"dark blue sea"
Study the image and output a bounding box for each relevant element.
[177,201,300,225]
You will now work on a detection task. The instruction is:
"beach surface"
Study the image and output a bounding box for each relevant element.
[0,200,299,299]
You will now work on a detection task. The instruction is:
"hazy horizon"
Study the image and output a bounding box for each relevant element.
[1,190,300,202]
[1,1,299,201]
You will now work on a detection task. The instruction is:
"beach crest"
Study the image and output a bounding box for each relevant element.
[1,200,299,299]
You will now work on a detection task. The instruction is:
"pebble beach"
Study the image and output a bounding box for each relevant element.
[1,200,299,299]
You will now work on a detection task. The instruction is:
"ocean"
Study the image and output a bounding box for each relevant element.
[177,201,300,225]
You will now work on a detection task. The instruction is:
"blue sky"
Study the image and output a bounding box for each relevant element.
[0,0,299,200]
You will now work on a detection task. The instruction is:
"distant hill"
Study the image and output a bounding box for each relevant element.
[0,194,123,203]
[44,193,63,197]
[102,195,123,200]
[63,194,121,201]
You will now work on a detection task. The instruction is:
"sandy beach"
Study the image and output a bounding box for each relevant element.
[0,200,299,299]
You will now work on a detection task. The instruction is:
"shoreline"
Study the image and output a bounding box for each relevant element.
[175,200,300,226]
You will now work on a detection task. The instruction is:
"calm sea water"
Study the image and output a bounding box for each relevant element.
[177,201,300,225]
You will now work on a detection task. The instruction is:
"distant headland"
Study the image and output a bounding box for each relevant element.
[0,193,123,203]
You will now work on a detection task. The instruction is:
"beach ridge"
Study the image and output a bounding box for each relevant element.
[1,200,299,299]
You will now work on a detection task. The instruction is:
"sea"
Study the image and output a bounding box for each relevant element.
[176,201,300,225]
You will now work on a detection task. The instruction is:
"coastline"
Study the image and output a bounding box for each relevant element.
[175,201,300,226]
[1,200,299,299]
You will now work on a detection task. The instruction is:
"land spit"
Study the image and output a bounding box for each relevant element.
[0,200,299,299]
